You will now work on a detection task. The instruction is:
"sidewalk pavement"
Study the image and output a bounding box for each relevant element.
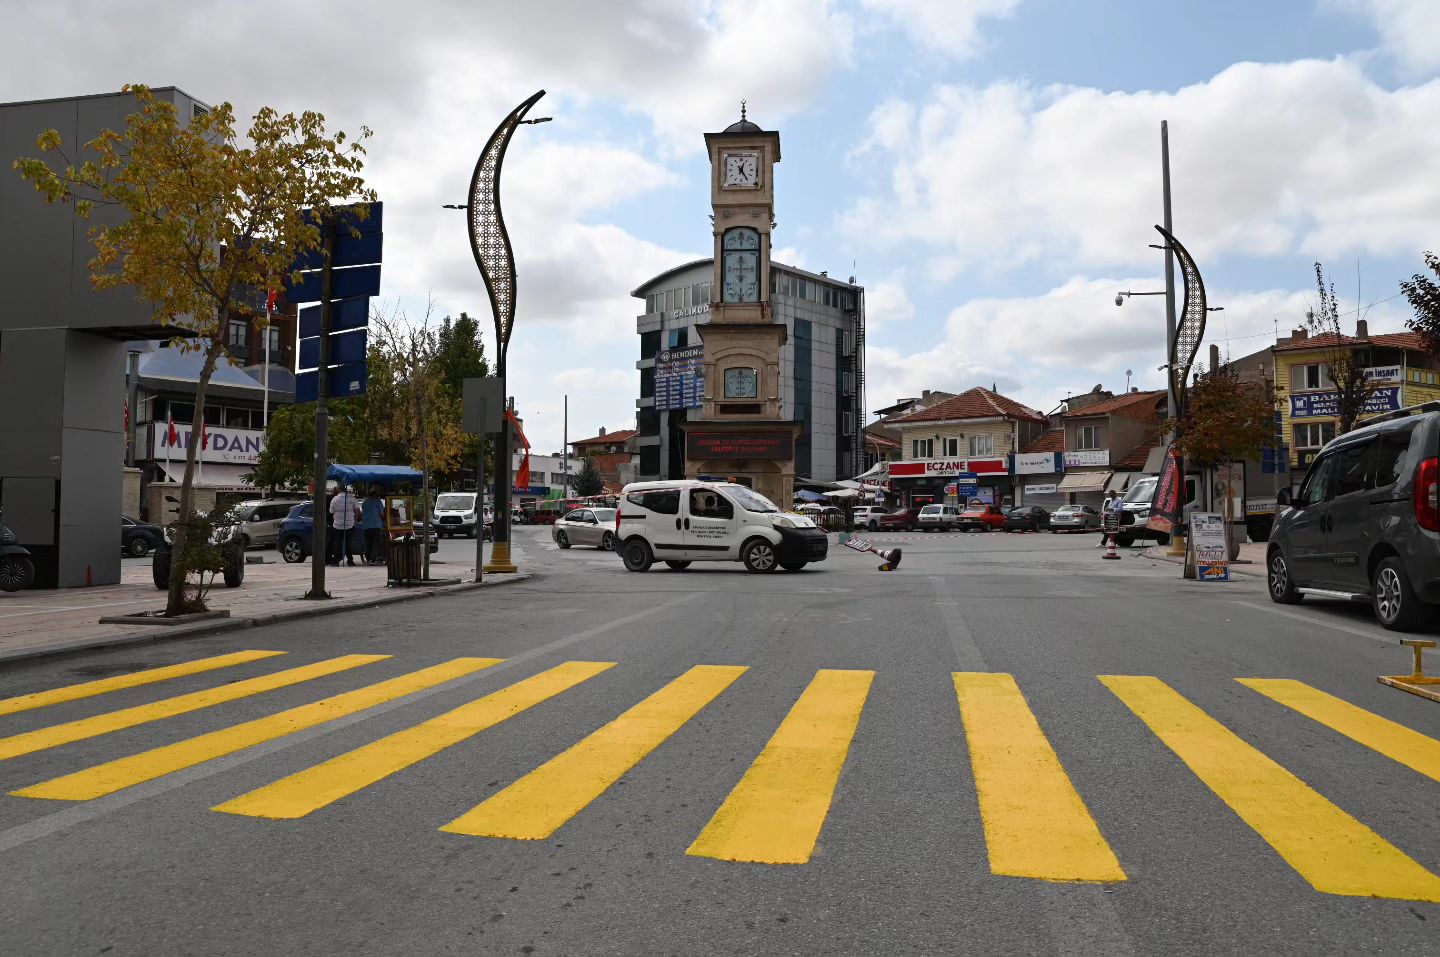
[1139,539,1267,577]
[0,554,529,665]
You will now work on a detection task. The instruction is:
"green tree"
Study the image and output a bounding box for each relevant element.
[573,456,605,497]
[248,398,370,490]
[15,85,374,614]
[1401,251,1440,361]
[1307,262,1375,435]
[1176,366,1277,466]
[431,311,490,489]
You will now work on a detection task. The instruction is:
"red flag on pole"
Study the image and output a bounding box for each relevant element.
[516,451,531,490]
[201,420,210,450]
[167,413,179,446]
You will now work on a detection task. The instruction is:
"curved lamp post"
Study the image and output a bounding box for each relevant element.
[456,89,548,573]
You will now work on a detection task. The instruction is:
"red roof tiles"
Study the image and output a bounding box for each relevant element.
[1022,430,1065,454]
[1063,389,1165,420]
[571,429,637,447]
[888,387,1044,425]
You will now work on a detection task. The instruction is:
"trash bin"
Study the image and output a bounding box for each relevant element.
[385,537,424,584]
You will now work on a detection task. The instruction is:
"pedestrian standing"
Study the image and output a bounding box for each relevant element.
[360,488,385,564]
[329,484,361,566]
[1098,489,1120,546]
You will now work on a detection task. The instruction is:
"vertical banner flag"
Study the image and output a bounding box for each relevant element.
[1147,446,1182,535]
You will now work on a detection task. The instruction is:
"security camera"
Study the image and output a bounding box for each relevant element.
[1114,294,1125,307]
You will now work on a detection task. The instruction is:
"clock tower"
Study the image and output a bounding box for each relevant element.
[682,105,800,504]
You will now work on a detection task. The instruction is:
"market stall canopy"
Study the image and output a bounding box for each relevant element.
[795,489,827,503]
[823,488,860,500]
[854,461,888,481]
[327,463,425,488]
[1058,471,1112,493]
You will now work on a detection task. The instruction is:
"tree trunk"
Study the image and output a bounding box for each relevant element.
[166,343,222,616]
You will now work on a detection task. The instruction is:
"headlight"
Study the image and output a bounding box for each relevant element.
[771,515,799,529]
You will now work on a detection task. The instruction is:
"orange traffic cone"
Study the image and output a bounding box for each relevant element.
[1102,533,1121,560]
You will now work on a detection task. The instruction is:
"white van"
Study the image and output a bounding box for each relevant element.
[616,480,828,573]
[433,492,484,539]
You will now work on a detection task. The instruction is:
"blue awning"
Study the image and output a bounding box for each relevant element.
[327,463,424,488]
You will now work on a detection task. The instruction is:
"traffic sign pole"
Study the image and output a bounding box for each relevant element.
[306,223,334,600]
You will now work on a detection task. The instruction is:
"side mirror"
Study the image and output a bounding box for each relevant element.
[1276,488,1293,507]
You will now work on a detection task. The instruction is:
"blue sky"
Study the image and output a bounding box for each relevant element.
[7,0,1439,455]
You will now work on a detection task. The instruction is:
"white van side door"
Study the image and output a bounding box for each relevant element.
[686,488,740,558]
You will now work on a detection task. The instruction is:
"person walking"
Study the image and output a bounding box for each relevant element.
[360,488,385,565]
[1098,489,1121,546]
[329,484,361,566]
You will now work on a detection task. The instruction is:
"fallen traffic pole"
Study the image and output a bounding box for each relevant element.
[841,536,902,571]
[1378,638,1440,703]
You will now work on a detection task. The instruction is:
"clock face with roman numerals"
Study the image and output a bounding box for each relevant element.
[722,151,760,188]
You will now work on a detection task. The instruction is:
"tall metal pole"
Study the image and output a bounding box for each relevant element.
[1162,120,1178,424]
[562,393,568,499]
[306,223,335,599]
[474,435,485,583]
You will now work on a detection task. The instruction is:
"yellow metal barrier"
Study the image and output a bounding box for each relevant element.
[1378,639,1440,703]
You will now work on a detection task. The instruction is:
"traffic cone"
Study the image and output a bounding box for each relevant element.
[1102,533,1121,560]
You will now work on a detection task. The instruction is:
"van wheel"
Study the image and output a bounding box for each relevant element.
[1373,557,1426,632]
[780,562,807,572]
[621,538,653,572]
[664,560,691,570]
[1267,548,1302,605]
[742,538,778,573]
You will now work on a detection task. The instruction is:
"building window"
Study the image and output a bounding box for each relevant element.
[723,367,758,399]
[640,330,661,360]
[225,408,253,429]
[1294,422,1336,449]
[266,325,282,355]
[911,438,934,459]
[1078,426,1100,450]
[969,434,993,456]
[227,320,248,351]
[721,228,761,303]
[943,437,960,457]
[668,328,688,349]
[1295,363,1329,390]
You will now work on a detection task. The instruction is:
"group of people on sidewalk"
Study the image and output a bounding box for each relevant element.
[327,486,388,566]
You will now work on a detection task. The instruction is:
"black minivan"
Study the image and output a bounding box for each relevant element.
[1267,401,1440,631]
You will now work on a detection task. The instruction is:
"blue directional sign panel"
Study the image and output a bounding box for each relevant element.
[299,296,369,337]
[654,345,704,411]
[290,201,381,401]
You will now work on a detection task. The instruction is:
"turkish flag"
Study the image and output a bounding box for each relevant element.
[167,414,179,446]
[201,420,210,450]
[516,451,531,490]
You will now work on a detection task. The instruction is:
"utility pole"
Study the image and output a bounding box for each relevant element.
[562,393,568,499]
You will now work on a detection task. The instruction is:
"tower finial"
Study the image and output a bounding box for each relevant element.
[740,99,747,122]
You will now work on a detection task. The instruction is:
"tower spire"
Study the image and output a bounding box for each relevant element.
[740,99,747,122]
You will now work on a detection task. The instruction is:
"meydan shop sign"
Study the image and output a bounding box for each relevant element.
[151,424,266,464]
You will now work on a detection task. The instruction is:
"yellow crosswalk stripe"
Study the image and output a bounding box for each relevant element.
[441,664,747,840]
[687,669,873,864]
[951,672,1125,882]
[214,661,615,820]
[1238,678,1440,784]
[0,655,387,761]
[1102,675,1440,902]
[0,651,287,718]
[13,658,499,802]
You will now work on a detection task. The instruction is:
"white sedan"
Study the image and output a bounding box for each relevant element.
[551,507,618,550]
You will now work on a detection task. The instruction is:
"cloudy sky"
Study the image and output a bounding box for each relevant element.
[7,0,1439,455]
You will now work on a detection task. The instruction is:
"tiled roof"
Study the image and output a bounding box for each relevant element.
[865,431,901,449]
[1022,430,1065,454]
[888,387,1044,424]
[571,429,638,447]
[1274,331,1428,353]
[1063,389,1165,419]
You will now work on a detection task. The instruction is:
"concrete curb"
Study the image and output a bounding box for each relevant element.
[0,572,534,667]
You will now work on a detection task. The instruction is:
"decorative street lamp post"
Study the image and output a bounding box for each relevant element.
[455,89,549,574]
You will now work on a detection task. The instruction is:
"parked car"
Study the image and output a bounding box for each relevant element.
[877,507,923,532]
[1002,506,1050,532]
[956,505,1007,532]
[277,502,439,564]
[552,507,618,551]
[1114,475,1171,547]
[918,503,961,531]
[1049,504,1100,532]
[121,514,165,557]
[796,503,846,530]
[1267,401,1439,631]
[215,498,308,549]
[616,480,827,573]
[852,505,887,530]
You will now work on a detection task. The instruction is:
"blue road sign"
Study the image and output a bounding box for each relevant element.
[291,232,383,271]
[298,296,370,337]
[299,328,367,370]
[286,264,381,304]
[296,362,368,403]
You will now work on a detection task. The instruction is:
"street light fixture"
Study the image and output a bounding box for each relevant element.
[447,89,550,574]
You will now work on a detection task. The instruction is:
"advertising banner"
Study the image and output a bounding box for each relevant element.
[1190,512,1230,581]
[1064,449,1110,468]
[1024,483,1058,495]
[654,346,705,411]
[1013,452,1062,475]
[688,430,794,460]
[1147,446,1181,535]
[151,423,265,464]
[890,459,1007,478]
[1289,386,1400,419]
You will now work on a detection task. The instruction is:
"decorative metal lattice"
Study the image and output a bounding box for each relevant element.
[1155,225,1207,409]
[467,89,547,372]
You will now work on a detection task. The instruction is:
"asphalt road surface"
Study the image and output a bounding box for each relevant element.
[4,527,1439,956]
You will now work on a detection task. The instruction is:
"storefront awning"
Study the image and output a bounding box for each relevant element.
[155,463,255,488]
[1105,472,1140,493]
[1058,471,1112,493]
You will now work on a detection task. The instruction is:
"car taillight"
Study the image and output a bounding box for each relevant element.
[1417,456,1440,532]
[615,511,622,534]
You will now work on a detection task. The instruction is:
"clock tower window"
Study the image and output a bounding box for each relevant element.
[721,227,761,303]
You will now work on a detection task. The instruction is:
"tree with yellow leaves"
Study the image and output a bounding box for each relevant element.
[14,85,374,614]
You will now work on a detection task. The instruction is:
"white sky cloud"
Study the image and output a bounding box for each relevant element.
[858,0,1023,59]
[1331,0,1440,76]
